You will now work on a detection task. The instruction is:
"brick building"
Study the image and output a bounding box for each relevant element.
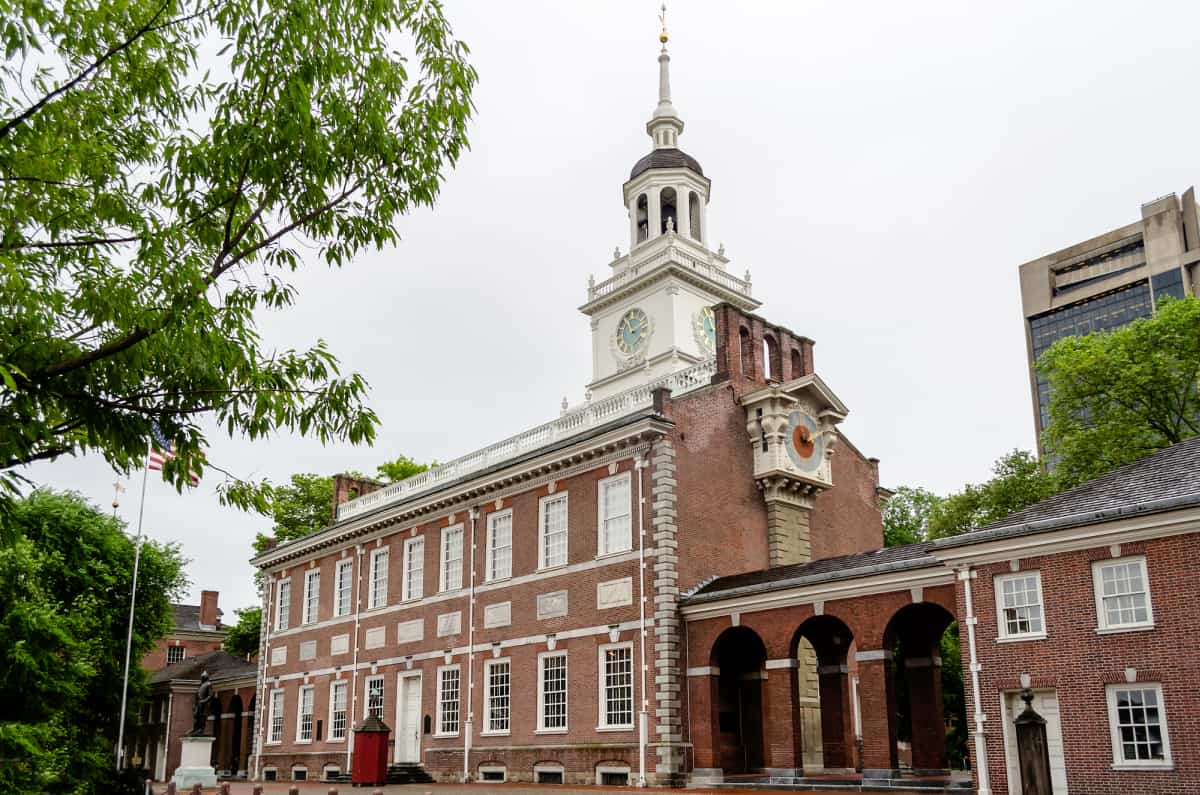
[143,590,226,670]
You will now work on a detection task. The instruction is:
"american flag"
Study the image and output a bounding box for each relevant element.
[148,427,200,486]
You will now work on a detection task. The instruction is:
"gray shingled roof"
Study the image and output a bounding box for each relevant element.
[629,147,703,179]
[150,649,255,685]
[682,542,937,604]
[172,603,223,631]
[935,435,1200,549]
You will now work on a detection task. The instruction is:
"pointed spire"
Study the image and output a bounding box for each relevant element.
[647,3,684,149]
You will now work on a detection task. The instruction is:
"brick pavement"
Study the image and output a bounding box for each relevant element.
[193,783,862,795]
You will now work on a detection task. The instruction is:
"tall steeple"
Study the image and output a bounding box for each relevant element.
[647,4,683,150]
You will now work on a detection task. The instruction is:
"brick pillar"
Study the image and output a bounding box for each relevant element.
[856,652,898,777]
[761,662,802,774]
[817,665,855,770]
[688,672,721,774]
[906,657,947,771]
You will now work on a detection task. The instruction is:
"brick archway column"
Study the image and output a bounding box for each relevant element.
[817,664,855,770]
[688,670,722,778]
[761,660,802,775]
[855,650,899,779]
[906,656,947,771]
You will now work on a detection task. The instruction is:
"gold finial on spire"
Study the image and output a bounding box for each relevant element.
[659,3,669,45]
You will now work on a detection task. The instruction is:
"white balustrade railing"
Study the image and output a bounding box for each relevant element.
[335,359,719,522]
[587,234,751,302]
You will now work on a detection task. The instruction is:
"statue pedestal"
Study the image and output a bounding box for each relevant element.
[173,735,217,789]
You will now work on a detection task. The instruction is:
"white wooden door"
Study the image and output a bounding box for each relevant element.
[1002,689,1068,794]
[395,673,422,763]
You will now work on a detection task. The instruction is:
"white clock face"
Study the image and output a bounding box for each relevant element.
[785,411,823,473]
[615,308,651,356]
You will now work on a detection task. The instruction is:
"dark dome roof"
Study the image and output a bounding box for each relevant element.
[629,148,703,179]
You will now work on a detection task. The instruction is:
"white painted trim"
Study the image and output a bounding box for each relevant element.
[485,509,513,582]
[394,671,423,764]
[765,658,798,670]
[367,547,388,610]
[302,568,321,625]
[1105,682,1173,769]
[434,664,461,737]
[598,641,636,730]
[482,657,512,735]
[537,650,569,732]
[597,471,633,557]
[538,492,570,570]
[401,535,424,603]
[855,650,892,662]
[362,674,385,719]
[439,523,465,593]
[686,666,719,677]
[275,578,292,631]
[265,688,284,745]
[334,558,354,617]
[295,684,315,744]
[1092,555,1155,632]
[993,570,1046,641]
[596,763,632,786]
[327,679,348,741]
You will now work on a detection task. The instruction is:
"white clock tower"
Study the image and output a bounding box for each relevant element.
[579,23,759,402]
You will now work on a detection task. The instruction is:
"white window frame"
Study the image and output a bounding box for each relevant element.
[993,571,1046,641]
[275,578,291,631]
[1093,555,1154,632]
[328,680,348,742]
[296,684,315,743]
[598,641,635,730]
[440,524,464,593]
[368,547,389,610]
[1106,683,1173,769]
[267,689,284,745]
[537,650,568,733]
[486,509,513,582]
[302,568,320,625]
[538,492,569,570]
[334,558,353,617]
[435,664,461,737]
[166,645,185,664]
[482,657,512,736]
[364,675,384,719]
[597,472,633,557]
[401,536,424,602]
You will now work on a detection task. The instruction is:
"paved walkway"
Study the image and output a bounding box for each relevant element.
[200,783,862,795]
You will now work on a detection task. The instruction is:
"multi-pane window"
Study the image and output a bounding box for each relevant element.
[436,666,461,735]
[484,659,511,734]
[167,646,185,664]
[303,569,320,625]
[487,511,513,581]
[368,548,388,609]
[276,579,291,631]
[599,474,632,556]
[329,681,348,740]
[297,685,314,742]
[995,572,1044,639]
[268,690,284,744]
[1093,557,1153,630]
[365,675,384,719]
[600,643,634,728]
[440,525,464,592]
[1107,684,1172,767]
[335,559,353,617]
[402,536,424,601]
[539,493,568,569]
[538,652,568,731]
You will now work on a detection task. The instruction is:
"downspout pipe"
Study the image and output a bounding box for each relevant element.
[465,507,479,783]
[959,567,991,795]
[635,455,649,787]
[347,547,363,771]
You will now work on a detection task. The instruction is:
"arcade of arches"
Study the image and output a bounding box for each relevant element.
[683,581,962,780]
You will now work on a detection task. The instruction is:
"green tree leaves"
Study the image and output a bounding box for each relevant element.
[881,485,942,547]
[222,605,262,659]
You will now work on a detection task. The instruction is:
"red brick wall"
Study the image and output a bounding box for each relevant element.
[810,435,884,560]
[144,636,224,671]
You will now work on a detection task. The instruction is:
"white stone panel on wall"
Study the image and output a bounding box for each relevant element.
[330,634,349,655]
[396,618,424,644]
[597,576,634,609]
[298,640,316,661]
[483,601,511,629]
[364,626,386,649]
[537,590,568,620]
[437,611,462,637]
[270,645,287,666]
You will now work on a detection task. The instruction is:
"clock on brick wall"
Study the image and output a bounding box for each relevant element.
[784,410,824,473]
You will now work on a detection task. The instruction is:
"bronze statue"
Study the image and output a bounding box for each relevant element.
[190,671,214,735]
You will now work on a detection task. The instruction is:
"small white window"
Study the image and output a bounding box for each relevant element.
[365,675,384,719]
[329,680,348,741]
[994,571,1045,640]
[599,642,634,729]
[297,685,314,742]
[436,665,461,736]
[275,579,291,631]
[538,651,568,732]
[334,558,353,617]
[598,473,632,556]
[486,510,513,581]
[1106,683,1172,768]
[302,569,320,625]
[402,536,424,602]
[539,493,569,569]
[1093,556,1154,631]
[440,524,464,592]
[483,658,511,735]
[166,646,185,664]
[478,765,506,783]
[267,689,284,744]
[368,547,388,609]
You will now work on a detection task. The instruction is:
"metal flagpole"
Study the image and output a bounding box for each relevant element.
[115,440,152,771]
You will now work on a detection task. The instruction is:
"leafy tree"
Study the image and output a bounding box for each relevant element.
[0,490,185,795]
[882,486,943,547]
[1039,296,1200,487]
[0,0,476,505]
[376,454,434,483]
[223,606,262,659]
[926,450,1059,539]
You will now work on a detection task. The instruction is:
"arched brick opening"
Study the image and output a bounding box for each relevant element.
[226,693,244,774]
[793,615,859,771]
[763,334,781,382]
[635,194,649,243]
[710,626,768,774]
[738,326,754,379]
[208,694,223,767]
[790,348,804,379]
[660,187,678,234]
[884,602,957,773]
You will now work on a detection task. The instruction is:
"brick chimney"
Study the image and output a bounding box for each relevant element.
[331,473,385,523]
[712,302,815,399]
[199,590,219,628]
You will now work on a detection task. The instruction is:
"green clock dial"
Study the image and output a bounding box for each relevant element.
[616,308,650,355]
[693,306,716,353]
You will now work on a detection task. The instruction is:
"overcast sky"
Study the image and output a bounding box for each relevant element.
[25,0,1200,613]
